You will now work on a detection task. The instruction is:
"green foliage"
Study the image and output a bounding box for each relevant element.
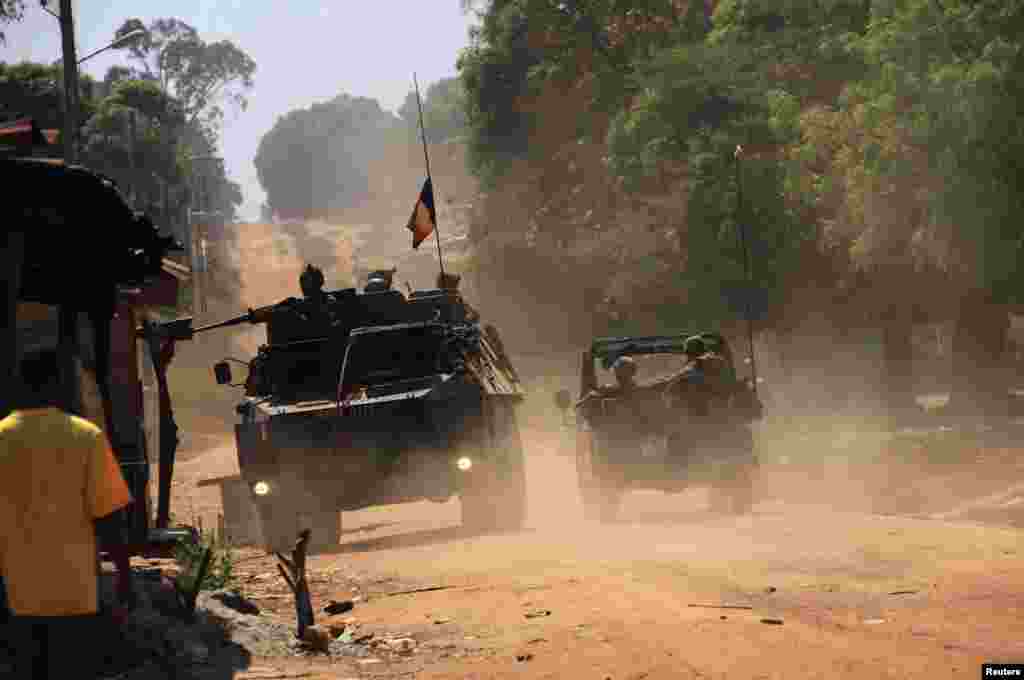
[846,0,1024,300]
[174,530,236,593]
[398,77,468,144]
[0,61,97,128]
[254,93,399,220]
[460,0,1024,344]
[112,17,256,148]
[605,36,815,328]
[457,3,541,187]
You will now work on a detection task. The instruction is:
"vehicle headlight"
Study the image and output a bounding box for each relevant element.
[456,456,473,471]
[252,481,271,496]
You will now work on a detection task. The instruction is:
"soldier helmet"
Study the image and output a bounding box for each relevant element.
[300,265,325,297]
[612,355,638,382]
[366,268,396,291]
[683,335,706,357]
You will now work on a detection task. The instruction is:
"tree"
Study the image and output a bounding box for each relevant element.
[80,79,185,214]
[398,77,468,144]
[0,0,23,45]
[846,0,1024,414]
[111,18,256,148]
[0,61,98,132]
[253,94,399,221]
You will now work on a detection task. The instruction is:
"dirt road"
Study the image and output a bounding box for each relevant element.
[207,432,1024,680]
[163,221,1022,678]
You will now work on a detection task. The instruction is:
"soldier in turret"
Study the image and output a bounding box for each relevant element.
[296,264,337,327]
[438,272,481,322]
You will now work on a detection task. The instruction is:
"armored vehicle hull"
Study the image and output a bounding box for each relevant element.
[559,334,762,523]
[214,278,527,554]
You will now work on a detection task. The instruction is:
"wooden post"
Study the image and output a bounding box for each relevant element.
[57,305,82,416]
[1,229,24,419]
[276,529,314,639]
[146,330,179,530]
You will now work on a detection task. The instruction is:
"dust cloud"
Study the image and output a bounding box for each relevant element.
[164,134,1023,543]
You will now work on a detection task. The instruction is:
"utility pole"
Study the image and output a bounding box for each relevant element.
[58,0,79,165]
[128,110,138,206]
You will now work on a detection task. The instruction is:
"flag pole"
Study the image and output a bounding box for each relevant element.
[413,73,446,279]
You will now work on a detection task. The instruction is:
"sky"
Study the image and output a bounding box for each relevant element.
[1,0,477,221]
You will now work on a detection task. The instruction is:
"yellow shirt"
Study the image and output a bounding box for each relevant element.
[0,407,133,616]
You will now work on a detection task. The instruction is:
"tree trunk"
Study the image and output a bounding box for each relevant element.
[950,289,1010,419]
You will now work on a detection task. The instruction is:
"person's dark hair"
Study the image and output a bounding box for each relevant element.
[19,348,62,400]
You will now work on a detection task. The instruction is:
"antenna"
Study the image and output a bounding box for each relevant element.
[413,73,446,279]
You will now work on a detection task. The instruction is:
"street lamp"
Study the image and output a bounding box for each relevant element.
[76,29,146,66]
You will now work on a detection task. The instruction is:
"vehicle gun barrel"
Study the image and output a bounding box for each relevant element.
[136,304,276,341]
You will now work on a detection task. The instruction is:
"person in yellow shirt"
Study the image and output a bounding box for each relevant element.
[0,347,133,680]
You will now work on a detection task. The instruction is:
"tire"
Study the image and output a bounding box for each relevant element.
[577,430,622,523]
[460,398,528,533]
[253,466,342,555]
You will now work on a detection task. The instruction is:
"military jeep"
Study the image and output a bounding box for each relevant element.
[554,333,763,522]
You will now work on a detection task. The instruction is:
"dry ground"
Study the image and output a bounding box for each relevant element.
[165,422,1024,680]
[152,220,1023,678]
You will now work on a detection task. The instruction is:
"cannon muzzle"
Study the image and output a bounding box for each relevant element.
[136,306,273,341]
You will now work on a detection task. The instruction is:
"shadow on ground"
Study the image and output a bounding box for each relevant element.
[333,525,539,555]
[0,609,253,680]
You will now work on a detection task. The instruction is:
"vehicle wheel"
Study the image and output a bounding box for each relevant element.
[253,466,341,555]
[577,431,621,523]
[460,398,527,533]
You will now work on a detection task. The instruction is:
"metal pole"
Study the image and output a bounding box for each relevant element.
[413,73,445,279]
[734,145,758,394]
[58,0,79,165]
[128,110,138,207]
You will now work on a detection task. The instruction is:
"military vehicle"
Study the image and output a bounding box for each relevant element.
[554,333,762,523]
[206,267,527,553]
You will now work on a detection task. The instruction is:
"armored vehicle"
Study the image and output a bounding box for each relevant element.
[554,333,762,523]
[209,267,526,553]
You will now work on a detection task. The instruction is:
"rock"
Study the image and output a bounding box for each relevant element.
[384,637,417,654]
[516,653,534,662]
[301,624,332,653]
[323,600,354,615]
[211,590,261,615]
[524,609,552,619]
[322,614,354,638]
[760,618,784,625]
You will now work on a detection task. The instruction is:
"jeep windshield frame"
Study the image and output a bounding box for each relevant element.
[339,321,450,390]
[589,333,735,371]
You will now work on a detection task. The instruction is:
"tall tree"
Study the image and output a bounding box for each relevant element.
[848,0,1024,415]
[254,94,399,221]
[398,77,468,144]
[0,0,23,45]
[111,18,256,148]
